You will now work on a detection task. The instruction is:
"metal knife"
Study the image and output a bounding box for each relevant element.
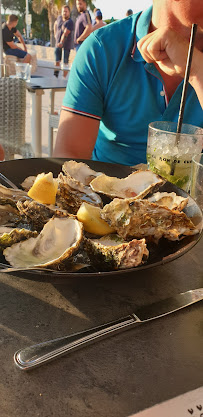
[14,288,203,371]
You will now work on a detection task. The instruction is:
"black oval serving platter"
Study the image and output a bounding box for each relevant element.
[0,158,202,279]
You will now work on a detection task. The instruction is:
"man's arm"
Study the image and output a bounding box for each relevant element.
[53,110,99,158]
[5,40,22,50]
[76,24,92,43]
[58,28,71,48]
[76,11,92,43]
[137,27,203,108]
[15,29,27,52]
[54,20,57,38]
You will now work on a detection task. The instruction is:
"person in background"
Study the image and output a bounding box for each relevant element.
[92,8,101,26]
[126,9,133,16]
[2,14,31,63]
[74,0,92,51]
[91,10,106,32]
[54,0,203,166]
[54,5,74,78]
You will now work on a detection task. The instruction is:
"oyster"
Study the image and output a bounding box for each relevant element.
[62,160,102,185]
[21,176,36,191]
[4,216,83,269]
[0,228,38,250]
[90,170,164,199]
[0,184,28,201]
[0,199,22,226]
[148,192,188,211]
[0,185,29,226]
[17,199,67,231]
[57,173,103,215]
[85,234,149,270]
[101,198,198,241]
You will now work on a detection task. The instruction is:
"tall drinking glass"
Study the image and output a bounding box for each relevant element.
[147,121,203,191]
[190,153,203,210]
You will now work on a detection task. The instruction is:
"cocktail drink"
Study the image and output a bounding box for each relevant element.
[147,121,203,191]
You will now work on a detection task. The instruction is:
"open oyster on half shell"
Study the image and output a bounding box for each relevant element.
[147,192,188,211]
[90,170,164,199]
[85,234,149,271]
[62,160,102,185]
[57,172,103,215]
[101,198,198,241]
[3,216,83,270]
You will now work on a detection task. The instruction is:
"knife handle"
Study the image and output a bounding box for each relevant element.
[14,314,140,370]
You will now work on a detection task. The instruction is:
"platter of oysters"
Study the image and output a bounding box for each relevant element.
[0,158,202,277]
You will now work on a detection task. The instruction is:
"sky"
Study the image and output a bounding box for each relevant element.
[94,0,152,20]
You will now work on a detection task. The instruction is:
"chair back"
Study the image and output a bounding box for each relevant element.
[0,78,34,160]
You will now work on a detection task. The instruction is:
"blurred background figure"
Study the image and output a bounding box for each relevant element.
[2,14,31,63]
[126,9,133,16]
[74,0,92,52]
[92,8,101,25]
[91,10,106,32]
[54,5,73,78]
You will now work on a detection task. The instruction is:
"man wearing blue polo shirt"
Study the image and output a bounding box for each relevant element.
[2,14,31,63]
[54,0,203,166]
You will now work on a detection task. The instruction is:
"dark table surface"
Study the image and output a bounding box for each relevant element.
[0,158,202,417]
[0,237,202,417]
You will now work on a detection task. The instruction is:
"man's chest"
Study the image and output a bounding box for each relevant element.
[102,61,203,133]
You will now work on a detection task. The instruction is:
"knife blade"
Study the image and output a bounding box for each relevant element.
[14,288,203,371]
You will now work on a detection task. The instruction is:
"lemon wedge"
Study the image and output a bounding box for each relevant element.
[27,172,58,205]
[77,202,115,235]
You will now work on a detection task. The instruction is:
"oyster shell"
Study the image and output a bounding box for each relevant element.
[62,160,102,185]
[0,185,29,226]
[16,199,67,232]
[90,170,164,199]
[148,192,188,211]
[4,216,83,269]
[101,198,198,241]
[85,234,149,270]
[21,176,36,191]
[0,228,38,250]
[0,184,27,201]
[0,198,24,226]
[57,173,103,215]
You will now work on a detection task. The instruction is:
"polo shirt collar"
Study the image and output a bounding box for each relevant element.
[132,6,153,62]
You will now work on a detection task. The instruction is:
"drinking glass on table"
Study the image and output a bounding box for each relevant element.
[147,121,203,191]
[15,63,31,81]
[190,153,203,210]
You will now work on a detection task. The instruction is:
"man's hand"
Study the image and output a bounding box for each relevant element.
[57,42,63,48]
[137,27,203,108]
[23,45,27,52]
[137,27,192,77]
